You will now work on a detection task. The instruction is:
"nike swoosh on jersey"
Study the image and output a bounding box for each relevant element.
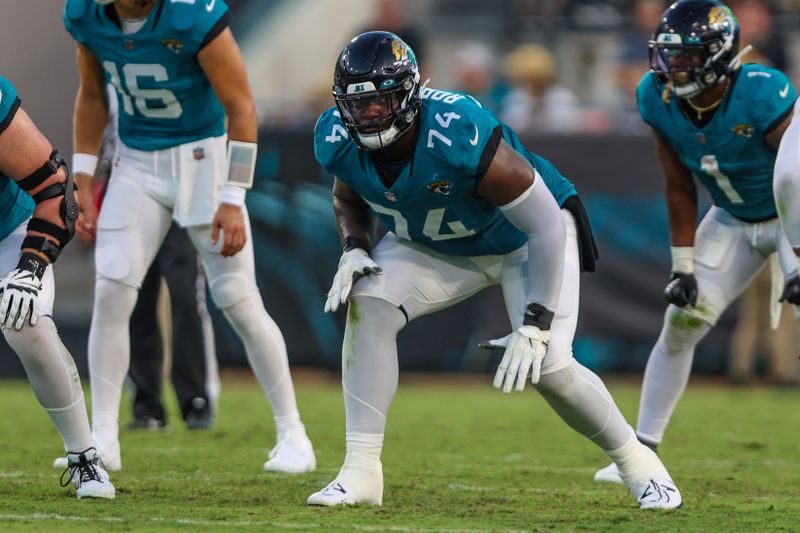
[780,83,790,98]
[206,0,216,12]
[469,125,479,146]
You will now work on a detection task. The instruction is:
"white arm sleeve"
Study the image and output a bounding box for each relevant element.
[499,177,566,313]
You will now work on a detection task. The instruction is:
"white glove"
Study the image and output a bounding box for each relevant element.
[324,248,382,313]
[0,268,42,331]
[492,325,550,393]
[478,333,512,351]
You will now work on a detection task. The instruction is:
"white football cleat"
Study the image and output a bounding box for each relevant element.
[616,445,682,510]
[630,478,682,509]
[60,447,116,499]
[307,465,383,506]
[263,433,316,474]
[53,456,68,469]
[594,462,624,484]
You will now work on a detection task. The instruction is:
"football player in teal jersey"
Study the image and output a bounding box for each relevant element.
[64,0,315,473]
[0,76,114,498]
[595,0,799,484]
[306,31,682,510]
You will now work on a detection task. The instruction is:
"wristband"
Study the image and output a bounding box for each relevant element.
[226,140,257,189]
[343,236,370,253]
[522,302,554,330]
[219,184,247,207]
[72,153,98,176]
[670,246,694,274]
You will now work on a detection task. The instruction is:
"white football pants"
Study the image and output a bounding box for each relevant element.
[637,206,798,443]
[89,139,302,443]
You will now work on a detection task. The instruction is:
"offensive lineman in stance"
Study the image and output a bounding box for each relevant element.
[63,0,315,473]
[0,76,114,498]
[307,31,682,509]
[594,0,799,484]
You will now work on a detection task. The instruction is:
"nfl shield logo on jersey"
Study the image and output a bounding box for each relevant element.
[193,147,205,160]
[385,191,397,202]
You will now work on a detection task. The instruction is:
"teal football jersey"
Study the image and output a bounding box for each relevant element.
[64,0,229,151]
[314,87,577,256]
[638,64,797,221]
[0,76,36,242]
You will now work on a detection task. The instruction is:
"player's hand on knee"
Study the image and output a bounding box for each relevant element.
[324,248,382,313]
[493,325,550,393]
[664,272,698,307]
[779,273,800,305]
[0,268,42,330]
[212,203,247,257]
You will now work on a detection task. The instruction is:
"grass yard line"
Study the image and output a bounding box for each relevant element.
[0,513,528,533]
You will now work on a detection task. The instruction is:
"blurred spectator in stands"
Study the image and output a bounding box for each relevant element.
[500,43,583,134]
[728,259,799,385]
[452,41,508,115]
[612,0,665,133]
[731,0,788,70]
[361,0,427,64]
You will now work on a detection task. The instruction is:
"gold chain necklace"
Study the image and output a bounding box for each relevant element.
[685,80,730,120]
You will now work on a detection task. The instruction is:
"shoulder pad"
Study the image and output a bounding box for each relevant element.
[636,72,663,127]
[420,90,500,176]
[166,0,201,32]
[314,107,353,174]
[65,0,92,21]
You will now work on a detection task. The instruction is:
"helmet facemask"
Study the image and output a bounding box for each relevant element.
[649,29,736,99]
[334,74,420,151]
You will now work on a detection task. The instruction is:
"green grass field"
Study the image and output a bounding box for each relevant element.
[0,373,798,532]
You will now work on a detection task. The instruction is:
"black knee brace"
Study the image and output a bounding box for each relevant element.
[16,150,79,265]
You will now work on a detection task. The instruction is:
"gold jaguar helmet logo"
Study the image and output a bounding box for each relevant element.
[391,39,407,61]
[708,5,733,27]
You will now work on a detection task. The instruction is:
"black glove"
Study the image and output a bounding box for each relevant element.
[779,274,800,305]
[664,272,698,307]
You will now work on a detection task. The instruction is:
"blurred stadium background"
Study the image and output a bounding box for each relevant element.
[2,0,800,382]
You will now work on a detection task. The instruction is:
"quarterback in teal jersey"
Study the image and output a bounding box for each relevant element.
[595,0,799,485]
[0,76,114,498]
[64,0,315,474]
[307,31,682,510]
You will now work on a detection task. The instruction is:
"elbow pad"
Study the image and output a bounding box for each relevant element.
[16,150,79,263]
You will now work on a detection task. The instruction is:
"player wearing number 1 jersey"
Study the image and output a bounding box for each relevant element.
[594,0,799,484]
[63,0,315,473]
[307,31,682,510]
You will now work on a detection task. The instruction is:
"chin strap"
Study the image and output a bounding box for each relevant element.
[727,44,753,72]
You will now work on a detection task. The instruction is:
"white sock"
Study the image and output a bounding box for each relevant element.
[88,279,139,441]
[343,432,383,472]
[637,307,711,443]
[221,293,300,420]
[275,413,305,439]
[606,430,669,482]
[4,316,92,451]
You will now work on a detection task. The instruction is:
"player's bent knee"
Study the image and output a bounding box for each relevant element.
[663,305,714,352]
[348,295,407,334]
[3,317,57,369]
[534,361,578,398]
[209,271,253,309]
[95,244,137,285]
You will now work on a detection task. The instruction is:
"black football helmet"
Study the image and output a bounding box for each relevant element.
[332,31,422,150]
[649,0,741,99]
